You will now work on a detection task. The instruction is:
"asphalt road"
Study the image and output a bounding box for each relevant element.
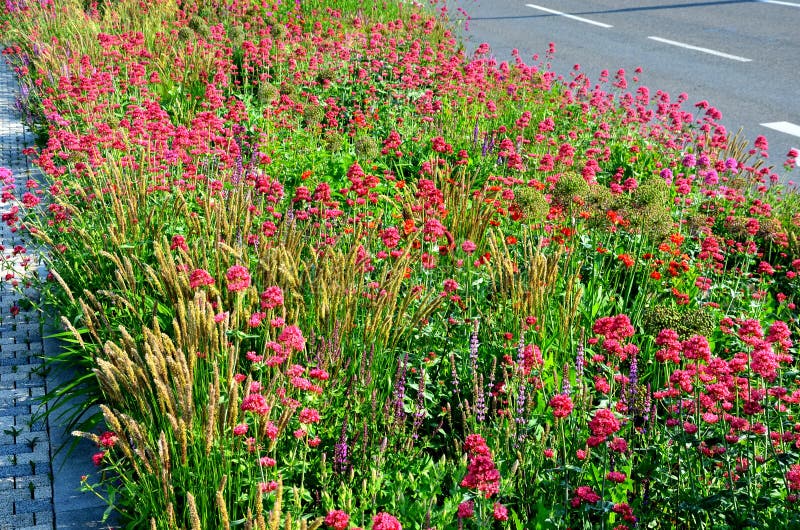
[446,0,800,182]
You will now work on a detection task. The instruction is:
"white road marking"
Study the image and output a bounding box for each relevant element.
[647,36,752,62]
[525,4,613,28]
[761,121,800,138]
[757,0,800,7]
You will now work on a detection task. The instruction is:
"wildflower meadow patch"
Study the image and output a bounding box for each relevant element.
[1,0,800,528]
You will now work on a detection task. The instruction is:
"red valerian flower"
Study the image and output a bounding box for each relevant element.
[655,329,681,363]
[380,227,401,249]
[189,268,215,289]
[493,503,509,521]
[298,408,321,424]
[571,485,601,507]
[613,502,636,523]
[260,286,284,309]
[99,431,118,448]
[431,135,453,154]
[463,434,490,456]
[682,335,711,362]
[170,234,188,252]
[371,512,402,530]
[548,393,573,418]
[788,464,800,491]
[442,278,459,293]
[609,437,628,453]
[241,393,270,416]
[461,436,501,498]
[309,368,330,380]
[588,408,621,446]
[461,454,501,498]
[767,321,793,352]
[751,339,779,381]
[260,481,279,493]
[606,471,627,483]
[225,264,251,292]
[457,501,474,519]
[325,510,350,530]
[593,314,635,341]
[279,325,306,352]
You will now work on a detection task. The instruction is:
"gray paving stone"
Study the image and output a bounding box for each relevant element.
[6,444,51,464]
[15,499,54,515]
[0,57,56,530]
[0,462,33,478]
[0,512,35,529]
[0,46,128,530]
[0,475,13,491]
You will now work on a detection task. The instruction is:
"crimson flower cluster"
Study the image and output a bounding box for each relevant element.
[460,433,501,498]
[587,408,622,447]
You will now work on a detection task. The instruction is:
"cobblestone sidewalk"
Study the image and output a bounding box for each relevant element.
[1,58,108,529]
[0,55,55,530]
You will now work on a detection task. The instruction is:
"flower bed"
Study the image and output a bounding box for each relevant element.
[2,0,800,528]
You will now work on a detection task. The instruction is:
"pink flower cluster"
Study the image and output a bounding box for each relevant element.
[225,264,251,292]
[548,393,573,419]
[655,330,711,364]
[325,510,350,530]
[591,314,638,361]
[460,433,501,498]
[371,512,401,530]
[571,485,600,507]
[587,408,621,447]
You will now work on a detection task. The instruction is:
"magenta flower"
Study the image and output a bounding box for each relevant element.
[461,240,477,254]
[225,264,251,292]
[606,471,627,483]
[99,431,118,448]
[260,286,284,309]
[457,501,474,519]
[189,268,215,289]
[298,408,321,424]
[278,325,306,352]
[371,512,401,530]
[493,502,509,521]
[170,234,188,252]
[549,393,574,419]
[241,393,270,416]
[325,510,350,530]
[463,433,490,456]
[588,408,621,446]
[571,485,601,507]
[788,464,800,491]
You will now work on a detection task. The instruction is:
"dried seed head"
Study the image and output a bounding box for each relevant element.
[187,492,202,530]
